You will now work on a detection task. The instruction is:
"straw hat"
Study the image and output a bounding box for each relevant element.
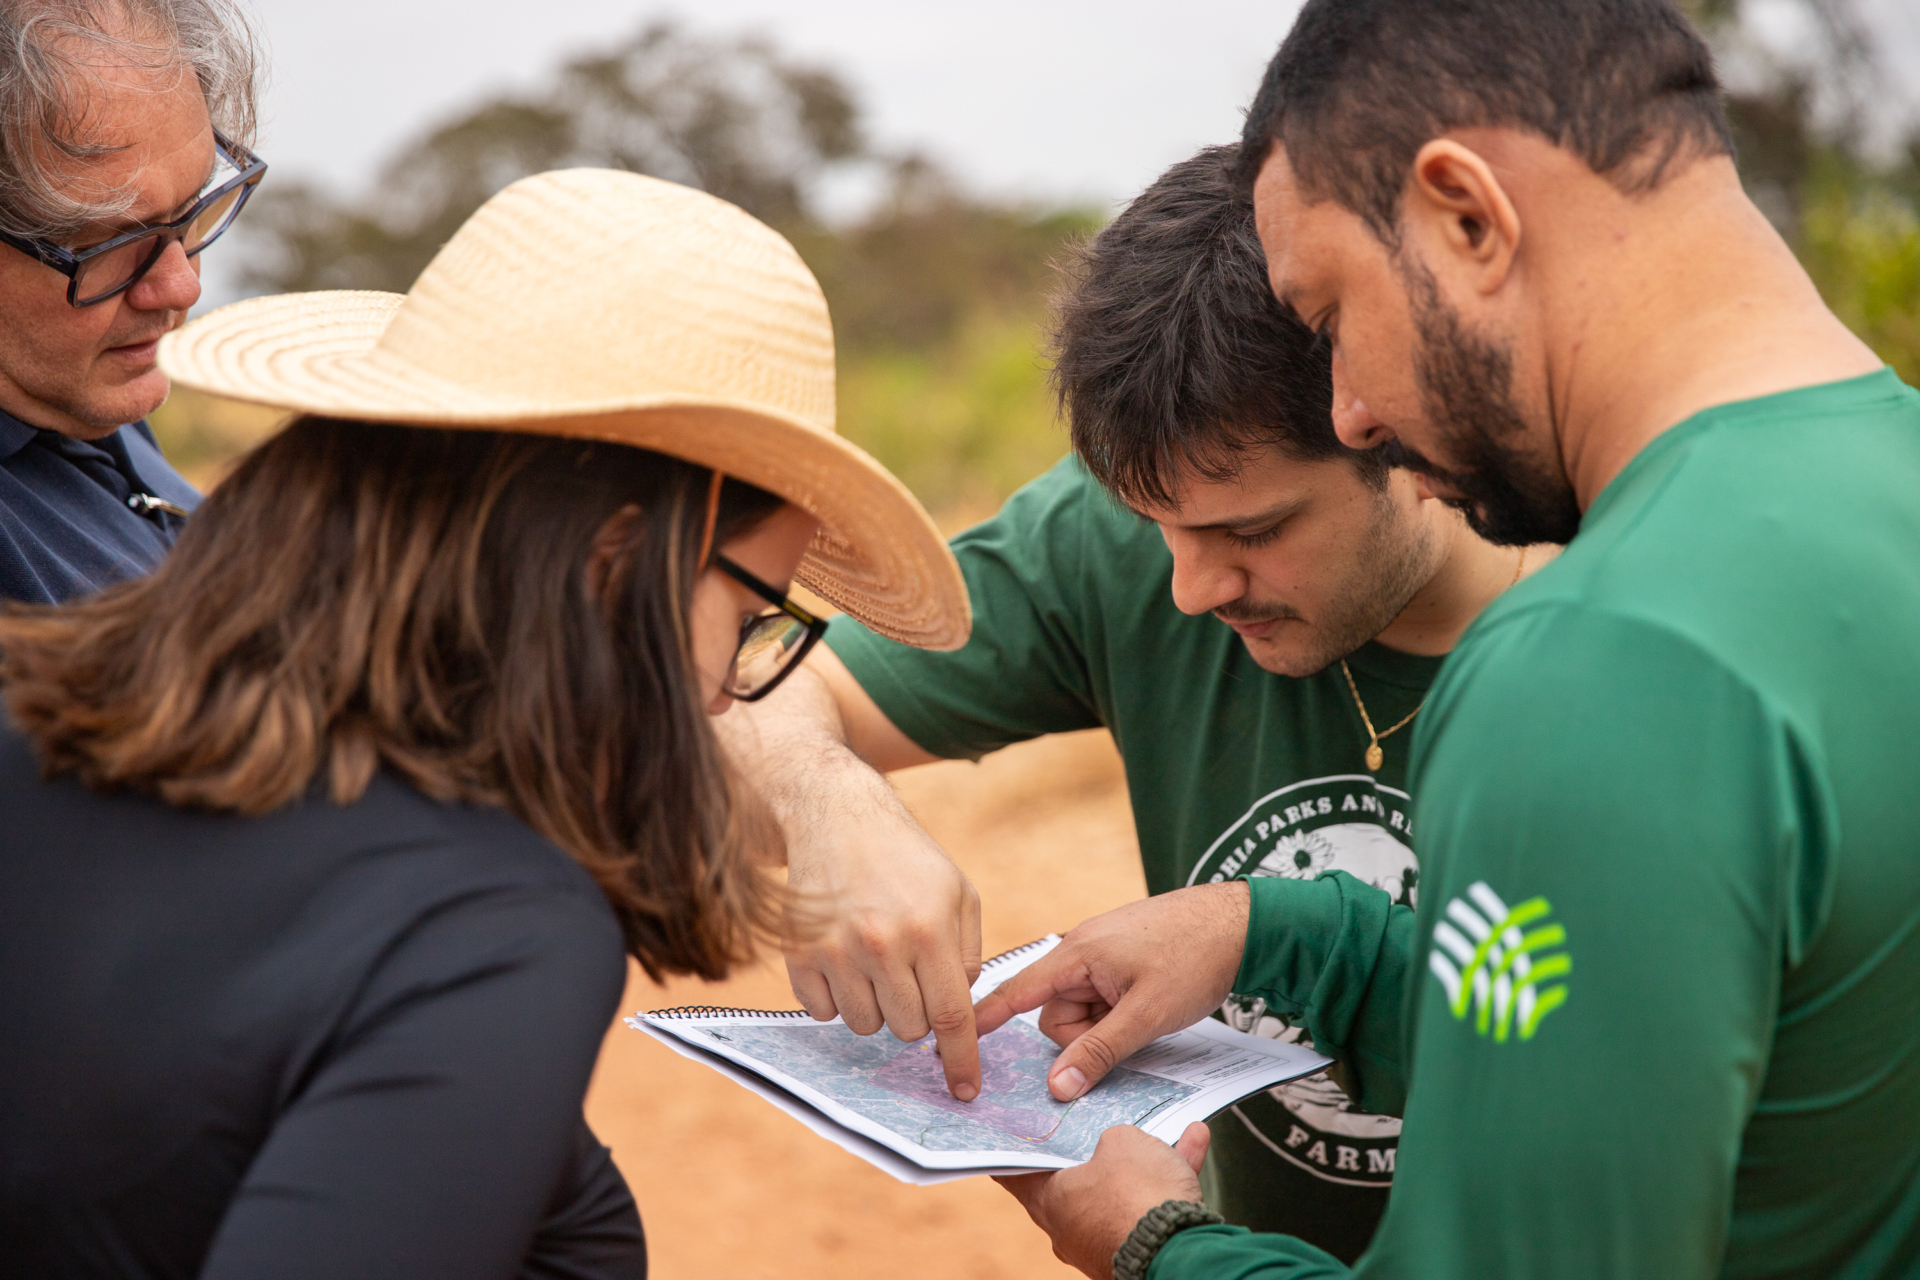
[158,169,971,650]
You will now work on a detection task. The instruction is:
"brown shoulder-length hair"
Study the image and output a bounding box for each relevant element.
[0,416,788,982]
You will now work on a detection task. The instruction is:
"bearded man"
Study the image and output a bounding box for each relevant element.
[977,2,1920,1278]
[726,144,1550,1263]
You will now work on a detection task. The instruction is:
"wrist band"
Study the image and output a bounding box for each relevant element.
[1112,1199,1225,1280]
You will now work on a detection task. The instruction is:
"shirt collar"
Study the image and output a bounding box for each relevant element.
[0,406,38,462]
[0,407,146,466]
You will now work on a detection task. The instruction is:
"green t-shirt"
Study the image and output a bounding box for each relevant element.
[1155,368,1920,1279]
[828,456,1444,1262]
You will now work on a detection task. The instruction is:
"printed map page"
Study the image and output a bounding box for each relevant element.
[634,935,1332,1181]
[694,1016,1196,1161]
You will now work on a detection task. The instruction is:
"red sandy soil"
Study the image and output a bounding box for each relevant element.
[584,729,1147,1279]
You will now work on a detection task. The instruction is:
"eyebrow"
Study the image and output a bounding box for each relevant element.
[1142,496,1307,534]
[94,154,221,237]
[171,165,216,218]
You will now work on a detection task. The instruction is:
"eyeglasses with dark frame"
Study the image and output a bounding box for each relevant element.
[713,555,829,702]
[0,131,268,309]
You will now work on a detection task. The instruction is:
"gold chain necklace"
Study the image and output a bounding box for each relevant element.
[1342,547,1527,772]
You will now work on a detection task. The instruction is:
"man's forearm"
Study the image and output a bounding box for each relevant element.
[1234,873,1415,1115]
[1146,1224,1349,1280]
[718,658,986,1092]
[717,662,925,838]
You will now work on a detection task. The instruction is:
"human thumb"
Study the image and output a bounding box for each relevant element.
[1173,1121,1211,1173]
[1045,1006,1152,1101]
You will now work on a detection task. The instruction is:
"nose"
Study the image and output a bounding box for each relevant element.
[1163,529,1247,617]
[124,238,203,313]
[1330,348,1394,450]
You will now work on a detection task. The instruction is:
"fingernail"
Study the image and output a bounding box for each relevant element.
[1053,1067,1086,1100]
[955,1082,978,1102]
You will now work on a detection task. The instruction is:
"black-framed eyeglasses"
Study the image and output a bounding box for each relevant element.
[0,131,267,308]
[714,555,829,701]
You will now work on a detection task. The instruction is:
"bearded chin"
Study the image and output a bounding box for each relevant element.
[1388,434,1582,547]
[1396,257,1583,547]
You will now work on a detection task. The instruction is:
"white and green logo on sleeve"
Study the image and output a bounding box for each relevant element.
[1428,882,1570,1042]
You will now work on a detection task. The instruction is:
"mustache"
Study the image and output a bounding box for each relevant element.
[1381,437,1456,483]
[1380,437,1481,514]
[106,331,171,349]
[106,312,188,351]
[1212,599,1304,626]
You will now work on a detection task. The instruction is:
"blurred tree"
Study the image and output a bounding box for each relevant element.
[1800,163,1920,384]
[792,157,1100,513]
[218,20,1091,516]
[794,157,1094,355]
[1683,0,1920,379]
[238,22,863,294]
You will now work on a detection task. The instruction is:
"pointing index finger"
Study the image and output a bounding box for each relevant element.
[972,947,1090,1037]
[918,955,981,1102]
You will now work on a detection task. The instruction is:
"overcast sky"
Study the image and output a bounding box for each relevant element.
[239,0,1920,202]
[241,0,1306,209]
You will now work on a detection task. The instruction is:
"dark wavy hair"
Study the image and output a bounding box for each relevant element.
[1238,0,1733,246]
[0,417,785,982]
[1052,144,1382,509]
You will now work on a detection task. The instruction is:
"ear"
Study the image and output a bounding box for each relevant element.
[585,502,645,602]
[1406,139,1521,294]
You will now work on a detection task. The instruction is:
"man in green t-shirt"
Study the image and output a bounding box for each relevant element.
[972,2,1920,1277]
[727,146,1546,1262]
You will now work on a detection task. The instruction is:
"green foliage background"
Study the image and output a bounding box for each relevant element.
[1693,0,1920,383]
[790,189,1098,515]
[1801,171,1920,384]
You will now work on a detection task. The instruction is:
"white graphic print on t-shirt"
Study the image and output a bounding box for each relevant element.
[1188,774,1417,1187]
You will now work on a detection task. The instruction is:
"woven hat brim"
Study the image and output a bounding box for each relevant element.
[159,291,972,650]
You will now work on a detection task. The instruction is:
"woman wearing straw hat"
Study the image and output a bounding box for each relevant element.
[0,171,967,1278]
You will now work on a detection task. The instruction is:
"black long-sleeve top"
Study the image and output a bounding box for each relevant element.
[0,716,646,1279]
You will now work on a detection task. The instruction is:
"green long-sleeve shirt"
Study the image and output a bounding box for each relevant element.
[1153,370,1920,1279]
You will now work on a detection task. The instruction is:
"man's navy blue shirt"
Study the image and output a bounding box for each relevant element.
[0,407,201,604]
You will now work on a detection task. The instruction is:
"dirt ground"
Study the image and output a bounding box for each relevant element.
[583,729,1147,1279]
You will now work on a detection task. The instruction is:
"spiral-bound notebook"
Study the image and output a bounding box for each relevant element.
[627,935,1332,1185]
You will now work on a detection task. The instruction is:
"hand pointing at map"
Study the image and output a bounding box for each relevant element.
[973,882,1251,1102]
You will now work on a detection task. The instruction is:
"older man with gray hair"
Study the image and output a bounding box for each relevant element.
[0,0,263,603]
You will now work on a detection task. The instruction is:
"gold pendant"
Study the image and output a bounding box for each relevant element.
[1365,742,1384,771]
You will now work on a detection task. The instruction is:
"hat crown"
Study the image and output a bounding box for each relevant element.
[374,169,836,431]
[154,167,972,651]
